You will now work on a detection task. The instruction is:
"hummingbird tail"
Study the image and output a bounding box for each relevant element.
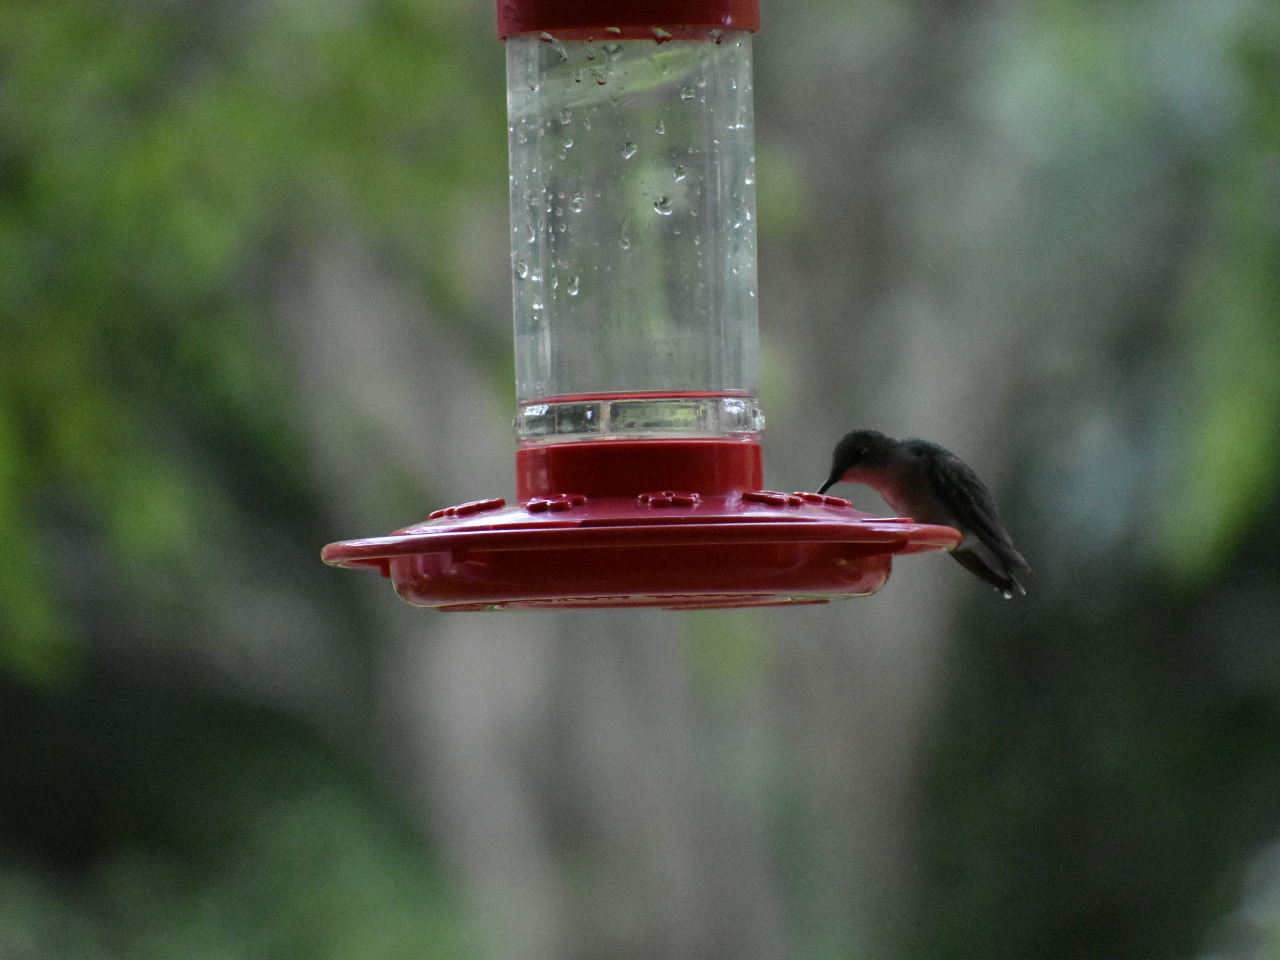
[951,546,1027,599]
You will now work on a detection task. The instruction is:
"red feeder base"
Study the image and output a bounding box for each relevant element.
[321,440,960,611]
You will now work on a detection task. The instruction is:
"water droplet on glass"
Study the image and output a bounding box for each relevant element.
[622,141,638,159]
[570,194,584,212]
[539,32,568,61]
[654,196,673,215]
[655,119,665,135]
[586,45,596,61]
[562,138,573,151]
[567,276,580,296]
[525,225,536,244]
[653,27,672,39]
[673,164,686,181]
[620,234,631,250]
[515,259,529,279]
[559,108,572,124]
[603,41,622,57]
[681,86,696,100]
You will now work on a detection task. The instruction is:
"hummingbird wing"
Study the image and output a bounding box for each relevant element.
[918,444,1029,596]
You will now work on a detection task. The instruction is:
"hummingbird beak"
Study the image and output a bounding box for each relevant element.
[817,474,838,495]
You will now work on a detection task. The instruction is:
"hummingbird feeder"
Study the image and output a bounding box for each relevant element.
[321,0,960,610]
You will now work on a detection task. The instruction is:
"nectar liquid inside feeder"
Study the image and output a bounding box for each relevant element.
[320,0,961,610]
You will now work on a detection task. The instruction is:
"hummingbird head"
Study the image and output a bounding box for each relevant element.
[817,430,897,494]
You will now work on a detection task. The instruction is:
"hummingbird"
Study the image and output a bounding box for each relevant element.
[818,430,1029,598]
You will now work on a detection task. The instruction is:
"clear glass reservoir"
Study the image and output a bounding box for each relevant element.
[507,31,761,442]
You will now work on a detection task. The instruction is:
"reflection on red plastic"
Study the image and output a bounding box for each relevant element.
[742,490,800,507]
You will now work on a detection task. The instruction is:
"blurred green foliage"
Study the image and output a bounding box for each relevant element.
[0,0,504,954]
[1161,1,1280,581]
[0,0,505,682]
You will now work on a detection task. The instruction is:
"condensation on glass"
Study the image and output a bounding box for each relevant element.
[507,31,762,442]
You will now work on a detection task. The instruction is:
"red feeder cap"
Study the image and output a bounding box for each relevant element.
[497,0,759,39]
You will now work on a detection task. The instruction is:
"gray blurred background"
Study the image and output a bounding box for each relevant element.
[3,0,1280,958]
